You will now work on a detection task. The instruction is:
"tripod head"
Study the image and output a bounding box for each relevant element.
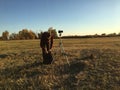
[58,30,63,37]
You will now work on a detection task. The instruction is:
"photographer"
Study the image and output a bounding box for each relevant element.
[40,31,54,64]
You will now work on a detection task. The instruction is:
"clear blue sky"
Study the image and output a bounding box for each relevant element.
[0,0,120,36]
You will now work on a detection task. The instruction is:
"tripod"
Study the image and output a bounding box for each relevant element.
[58,33,70,66]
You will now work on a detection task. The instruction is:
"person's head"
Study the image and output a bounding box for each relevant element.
[49,30,54,37]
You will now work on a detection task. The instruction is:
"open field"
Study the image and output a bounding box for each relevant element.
[0,37,120,89]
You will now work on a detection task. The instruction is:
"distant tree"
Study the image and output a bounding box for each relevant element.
[18,29,37,39]
[113,33,116,36]
[20,29,29,39]
[93,34,99,37]
[107,33,116,37]
[28,30,37,39]
[101,33,106,36]
[117,32,120,36]
[2,30,9,40]
[0,36,2,40]
[9,33,19,40]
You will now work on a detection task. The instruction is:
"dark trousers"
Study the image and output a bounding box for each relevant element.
[42,51,53,64]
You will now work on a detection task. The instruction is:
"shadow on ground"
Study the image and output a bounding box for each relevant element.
[54,60,85,75]
[0,60,43,79]
[0,54,8,58]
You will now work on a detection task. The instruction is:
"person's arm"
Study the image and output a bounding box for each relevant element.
[40,36,43,48]
[40,33,45,48]
[50,36,53,49]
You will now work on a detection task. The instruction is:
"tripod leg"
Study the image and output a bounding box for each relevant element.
[59,41,70,66]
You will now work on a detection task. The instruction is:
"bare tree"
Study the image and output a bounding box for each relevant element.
[2,30,9,40]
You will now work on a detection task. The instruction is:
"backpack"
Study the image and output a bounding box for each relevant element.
[43,52,53,64]
[41,32,50,43]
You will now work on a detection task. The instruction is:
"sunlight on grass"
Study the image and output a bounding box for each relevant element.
[0,37,120,89]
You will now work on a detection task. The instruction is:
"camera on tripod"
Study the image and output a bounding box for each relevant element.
[58,30,63,37]
[58,30,70,65]
[58,30,63,34]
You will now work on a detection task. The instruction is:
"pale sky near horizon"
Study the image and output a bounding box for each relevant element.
[0,0,120,36]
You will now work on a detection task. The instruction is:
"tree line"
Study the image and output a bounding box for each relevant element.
[62,32,120,39]
[0,27,58,40]
[0,28,120,40]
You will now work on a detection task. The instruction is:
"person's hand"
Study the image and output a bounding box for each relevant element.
[46,51,48,54]
[48,49,51,53]
[44,49,48,54]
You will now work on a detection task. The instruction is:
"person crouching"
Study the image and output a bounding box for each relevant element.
[40,31,54,64]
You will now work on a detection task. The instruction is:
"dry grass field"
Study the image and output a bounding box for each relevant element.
[0,37,120,90]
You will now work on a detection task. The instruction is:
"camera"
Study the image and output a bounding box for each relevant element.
[58,30,63,33]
